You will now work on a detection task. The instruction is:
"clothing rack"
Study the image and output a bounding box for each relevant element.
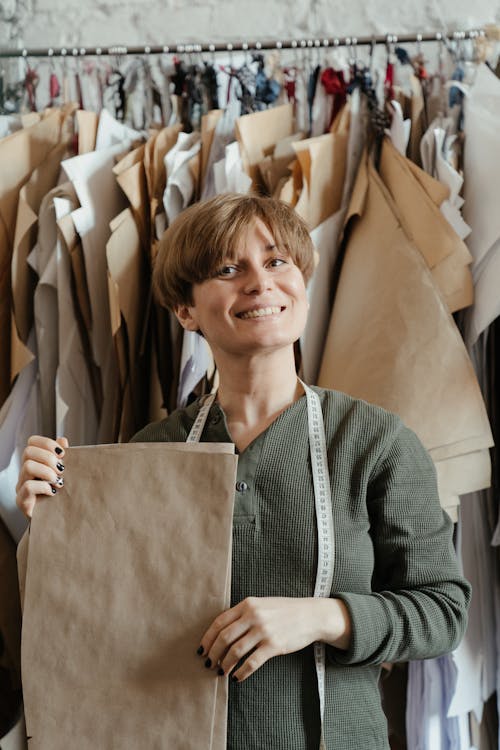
[0,28,487,59]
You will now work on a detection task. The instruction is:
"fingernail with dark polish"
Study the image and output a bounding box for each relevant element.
[204,658,212,669]
[217,667,224,676]
[54,476,64,487]
[56,462,65,472]
[55,447,63,455]
[196,646,204,656]
[51,487,57,494]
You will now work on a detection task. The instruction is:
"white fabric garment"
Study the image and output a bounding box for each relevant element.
[162,130,201,225]
[94,108,142,151]
[62,139,130,443]
[200,101,239,201]
[461,64,500,346]
[301,213,345,384]
[406,654,472,750]
[177,333,213,409]
[0,330,38,543]
[161,129,207,407]
[53,193,99,445]
[385,100,411,156]
[301,86,366,384]
[79,62,105,116]
[0,711,27,750]
[444,335,498,745]
[150,59,172,127]
[212,140,252,196]
[123,59,154,131]
[0,115,22,138]
[293,67,310,137]
[310,69,332,137]
[420,120,471,242]
[449,489,497,722]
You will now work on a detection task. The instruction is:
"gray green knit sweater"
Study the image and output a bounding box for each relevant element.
[132,387,471,750]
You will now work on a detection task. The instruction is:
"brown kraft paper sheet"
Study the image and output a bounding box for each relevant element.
[18,442,237,749]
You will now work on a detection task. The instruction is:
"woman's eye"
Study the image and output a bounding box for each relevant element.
[269,257,287,268]
[218,265,237,276]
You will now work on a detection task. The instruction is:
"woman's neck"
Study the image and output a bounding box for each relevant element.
[215,347,303,430]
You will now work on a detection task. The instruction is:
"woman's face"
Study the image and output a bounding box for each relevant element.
[175,218,309,360]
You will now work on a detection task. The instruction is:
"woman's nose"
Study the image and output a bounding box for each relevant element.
[243,266,271,294]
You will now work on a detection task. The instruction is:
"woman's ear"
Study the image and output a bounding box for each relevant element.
[174,304,200,332]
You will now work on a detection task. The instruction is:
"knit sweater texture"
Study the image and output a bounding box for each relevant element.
[131,387,471,750]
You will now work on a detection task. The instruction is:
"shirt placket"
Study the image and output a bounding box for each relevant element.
[205,403,265,522]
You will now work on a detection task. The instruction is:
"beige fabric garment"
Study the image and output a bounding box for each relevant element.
[200,110,223,198]
[393,74,426,167]
[111,146,154,439]
[56,210,102,435]
[11,141,69,383]
[76,110,98,155]
[145,123,183,245]
[317,155,493,513]
[236,103,294,187]
[291,131,348,231]
[144,125,185,414]
[378,138,473,313]
[0,108,73,407]
[300,93,366,386]
[33,187,65,439]
[255,131,304,197]
[296,108,351,382]
[62,142,130,444]
[18,442,237,749]
[52,184,99,446]
[107,208,150,441]
[113,143,150,253]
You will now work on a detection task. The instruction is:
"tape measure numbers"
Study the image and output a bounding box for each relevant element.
[187,383,335,750]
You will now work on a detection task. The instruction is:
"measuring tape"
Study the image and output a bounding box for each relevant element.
[300,380,335,750]
[186,393,216,443]
[187,383,335,749]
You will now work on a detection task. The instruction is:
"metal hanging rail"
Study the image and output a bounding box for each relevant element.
[0,28,487,59]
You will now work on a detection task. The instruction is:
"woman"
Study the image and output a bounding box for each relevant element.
[16,193,470,749]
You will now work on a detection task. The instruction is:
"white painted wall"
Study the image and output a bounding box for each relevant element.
[1,0,500,50]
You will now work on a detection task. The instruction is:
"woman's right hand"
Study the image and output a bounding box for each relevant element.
[16,436,69,518]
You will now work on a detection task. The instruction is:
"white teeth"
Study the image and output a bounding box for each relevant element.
[239,306,282,319]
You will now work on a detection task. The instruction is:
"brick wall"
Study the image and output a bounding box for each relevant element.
[1,0,499,49]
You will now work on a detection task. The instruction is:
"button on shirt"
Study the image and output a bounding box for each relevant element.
[200,402,263,524]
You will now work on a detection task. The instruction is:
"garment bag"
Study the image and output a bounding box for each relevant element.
[18,442,237,749]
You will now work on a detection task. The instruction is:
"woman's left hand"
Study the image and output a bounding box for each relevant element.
[198,596,351,682]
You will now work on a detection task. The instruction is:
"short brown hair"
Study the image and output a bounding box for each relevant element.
[153,193,315,309]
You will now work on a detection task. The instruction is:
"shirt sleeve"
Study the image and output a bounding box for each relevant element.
[328,421,471,667]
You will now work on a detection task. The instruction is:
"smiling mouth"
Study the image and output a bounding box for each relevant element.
[237,306,285,320]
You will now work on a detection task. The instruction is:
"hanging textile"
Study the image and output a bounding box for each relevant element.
[316,152,493,518]
[0,107,74,408]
